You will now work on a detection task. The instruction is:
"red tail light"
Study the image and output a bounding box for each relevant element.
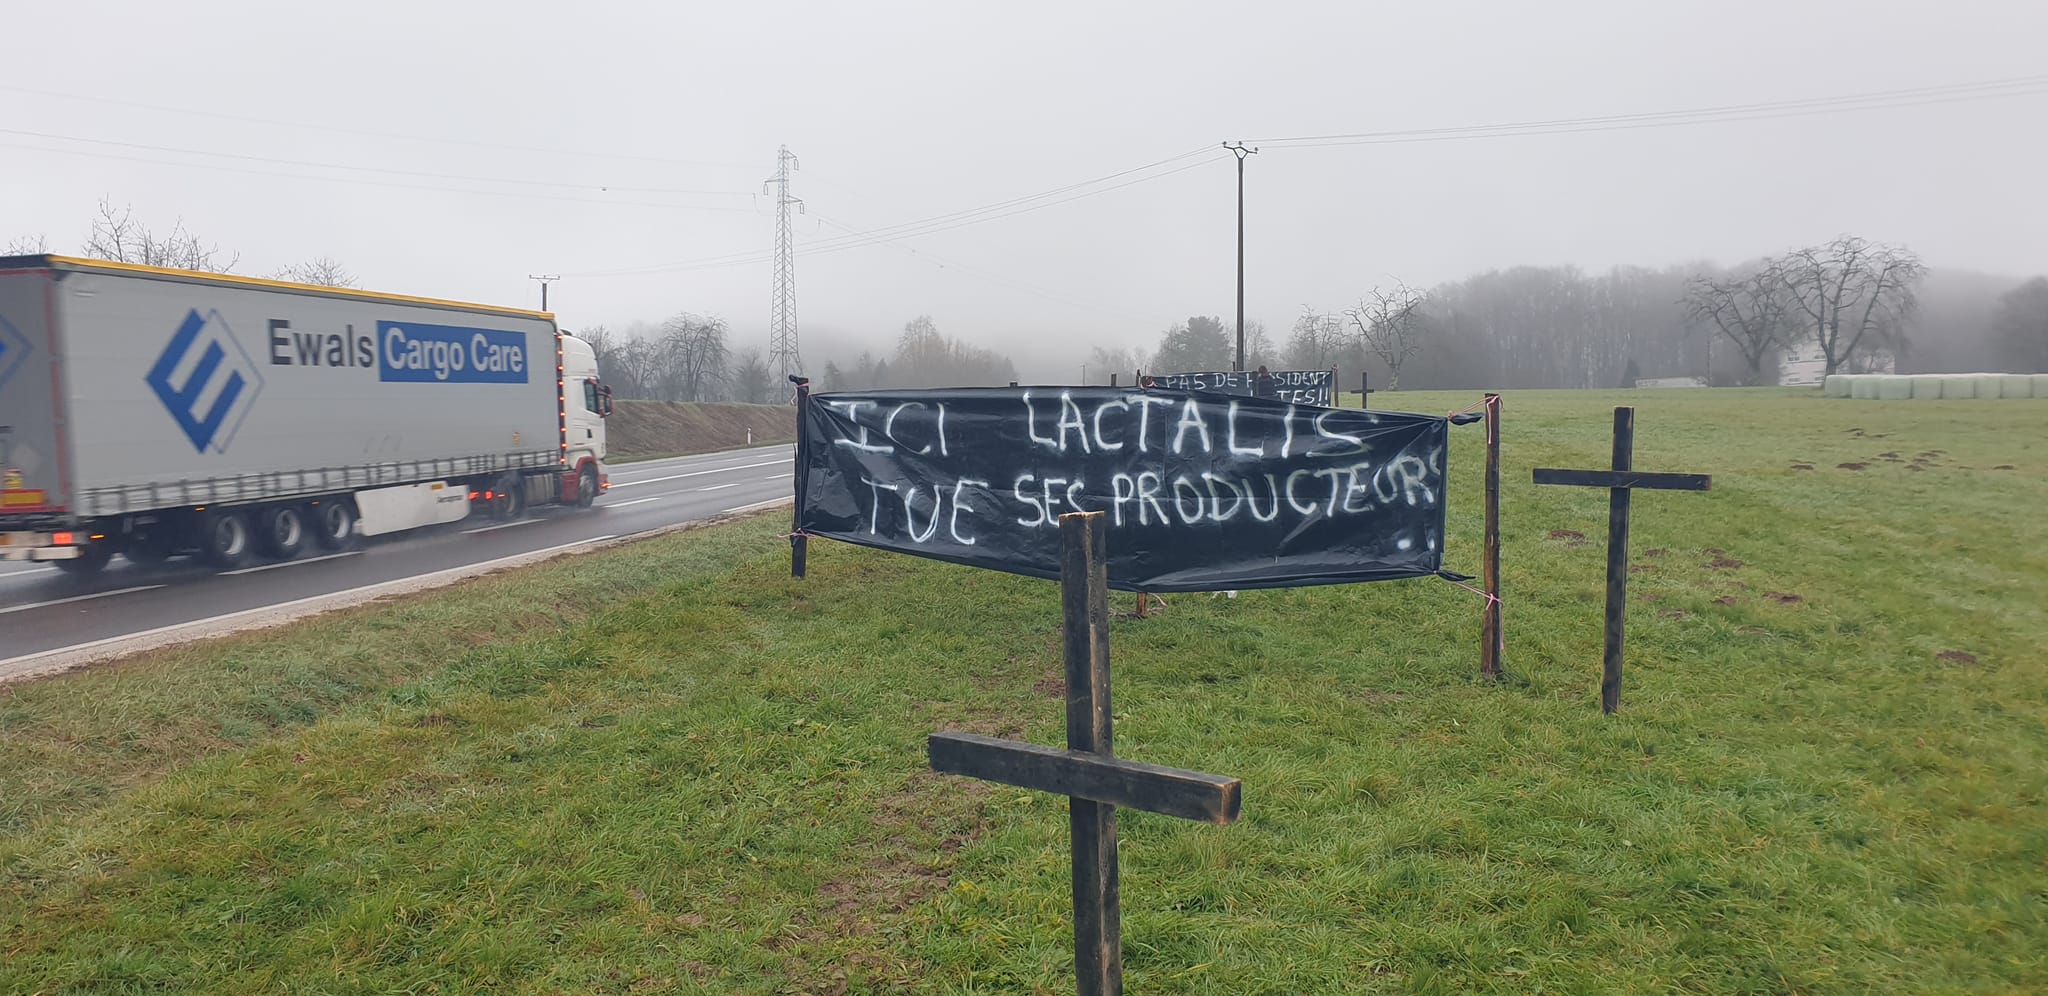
[52,531,75,545]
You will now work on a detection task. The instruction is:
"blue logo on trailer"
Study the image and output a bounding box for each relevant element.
[146,308,265,453]
[377,321,529,384]
[0,313,29,393]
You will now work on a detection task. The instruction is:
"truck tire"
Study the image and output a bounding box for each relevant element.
[310,500,356,551]
[257,506,307,560]
[200,509,254,569]
[504,475,528,519]
[576,466,599,508]
[56,542,114,577]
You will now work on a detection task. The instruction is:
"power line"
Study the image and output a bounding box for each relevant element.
[0,84,761,170]
[809,211,1148,324]
[0,126,761,196]
[1248,74,2048,148]
[563,149,1225,279]
[0,140,771,213]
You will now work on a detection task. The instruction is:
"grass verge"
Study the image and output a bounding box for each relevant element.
[3,388,2045,993]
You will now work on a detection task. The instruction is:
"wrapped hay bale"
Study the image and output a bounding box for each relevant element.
[1940,375,1978,399]
[1823,375,1854,398]
[2032,373,2048,397]
[1852,376,1881,399]
[1910,375,1946,399]
[1877,376,1914,400]
[1998,374,2034,399]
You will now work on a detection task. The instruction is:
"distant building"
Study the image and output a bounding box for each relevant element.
[1635,376,1708,388]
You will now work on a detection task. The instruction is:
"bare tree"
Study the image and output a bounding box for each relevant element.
[1779,236,1925,376]
[1683,264,1798,386]
[1243,318,1278,371]
[1993,276,2048,373]
[1086,344,1146,382]
[1284,306,1347,369]
[1346,282,1428,389]
[272,256,358,288]
[82,197,240,272]
[729,348,774,403]
[661,313,729,402]
[3,235,49,255]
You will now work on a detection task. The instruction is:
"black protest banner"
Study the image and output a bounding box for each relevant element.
[1146,369,1335,406]
[796,386,1447,593]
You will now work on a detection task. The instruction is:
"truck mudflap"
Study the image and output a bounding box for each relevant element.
[0,531,84,561]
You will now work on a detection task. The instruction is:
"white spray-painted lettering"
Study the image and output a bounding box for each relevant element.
[830,401,894,453]
[863,476,901,534]
[885,402,930,455]
[1092,398,1128,452]
[1057,392,1092,454]
[1172,398,1214,455]
[949,478,986,544]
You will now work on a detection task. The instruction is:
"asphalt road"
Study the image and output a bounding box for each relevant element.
[0,444,797,681]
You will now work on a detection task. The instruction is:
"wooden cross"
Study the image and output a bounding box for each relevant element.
[928,510,1242,995]
[1532,406,1711,714]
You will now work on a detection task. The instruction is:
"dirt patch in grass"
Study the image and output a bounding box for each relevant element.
[1709,557,1746,570]
[1548,529,1587,546]
[1838,462,1869,471]
[1766,592,1805,605]
[1938,650,1979,666]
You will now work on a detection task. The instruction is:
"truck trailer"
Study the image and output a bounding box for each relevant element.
[0,255,611,575]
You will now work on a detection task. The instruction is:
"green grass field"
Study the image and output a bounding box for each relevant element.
[3,388,2044,994]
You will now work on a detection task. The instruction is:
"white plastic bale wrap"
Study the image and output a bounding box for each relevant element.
[1996,374,2033,399]
[1852,376,1880,400]
[1877,376,1914,400]
[1823,375,1854,398]
[1909,375,1944,399]
[2033,374,2048,398]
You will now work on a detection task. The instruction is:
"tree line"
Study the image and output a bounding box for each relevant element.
[1090,234,2045,390]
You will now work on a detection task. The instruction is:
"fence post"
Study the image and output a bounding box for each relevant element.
[1481,393,1502,679]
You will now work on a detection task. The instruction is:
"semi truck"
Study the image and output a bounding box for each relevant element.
[0,255,611,575]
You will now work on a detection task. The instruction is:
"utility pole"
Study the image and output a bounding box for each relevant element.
[765,146,805,383]
[1224,142,1257,372]
[528,274,560,312]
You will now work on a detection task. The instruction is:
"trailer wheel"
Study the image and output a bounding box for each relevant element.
[310,500,357,551]
[55,542,114,577]
[576,466,599,508]
[200,509,253,569]
[504,475,529,519]
[257,506,307,560]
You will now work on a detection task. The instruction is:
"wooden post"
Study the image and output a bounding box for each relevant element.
[1359,371,1369,409]
[1061,512,1119,993]
[1481,393,1502,680]
[926,511,1241,993]
[790,378,810,578]
[1532,406,1710,713]
[1601,406,1633,714]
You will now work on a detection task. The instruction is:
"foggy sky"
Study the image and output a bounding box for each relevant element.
[6,0,2045,382]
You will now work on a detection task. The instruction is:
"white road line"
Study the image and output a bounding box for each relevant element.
[0,536,618,683]
[220,552,361,576]
[766,472,793,480]
[610,459,786,489]
[0,585,165,616]
[697,482,744,492]
[0,567,59,583]
[722,497,793,514]
[462,519,540,535]
[604,494,671,509]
